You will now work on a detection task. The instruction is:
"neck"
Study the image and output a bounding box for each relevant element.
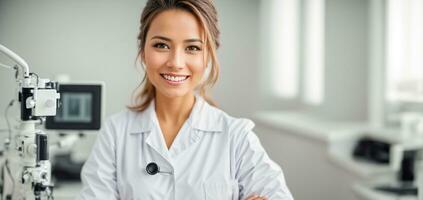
[155,93,195,125]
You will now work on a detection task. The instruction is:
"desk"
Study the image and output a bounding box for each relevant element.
[353,177,418,200]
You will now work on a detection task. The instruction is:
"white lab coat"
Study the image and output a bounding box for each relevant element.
[77,96,293,200]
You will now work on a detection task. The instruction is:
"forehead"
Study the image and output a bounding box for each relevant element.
[147,9,203,40]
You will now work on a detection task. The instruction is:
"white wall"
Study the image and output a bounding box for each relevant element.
[319,0,369,121]
[214,0,261,117]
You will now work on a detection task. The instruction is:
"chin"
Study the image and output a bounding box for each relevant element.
[158,88,193,99]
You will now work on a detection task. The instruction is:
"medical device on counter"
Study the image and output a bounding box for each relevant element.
[373,137,423,196]
[0,44,60,200]
[381,115,423,197]
[45,83,103,131]
[352,119,423,197]
[45,82,104,182]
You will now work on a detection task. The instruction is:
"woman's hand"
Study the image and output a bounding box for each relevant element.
[245,194,268,200]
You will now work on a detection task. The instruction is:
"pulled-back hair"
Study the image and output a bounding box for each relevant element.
[128,0,220,111]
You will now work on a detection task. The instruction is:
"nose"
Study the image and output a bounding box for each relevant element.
[166,48,185,69]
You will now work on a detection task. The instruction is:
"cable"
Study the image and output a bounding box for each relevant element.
[1,100,17,196]
[0,63,13,70]
[13,65,19,79]
[30,72,39,85]
[0,162,4,200]
[48,187,55,200]
[4,160,15,198]
[4,100,15,146]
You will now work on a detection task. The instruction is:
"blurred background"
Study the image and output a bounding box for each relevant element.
[1,0,423,199]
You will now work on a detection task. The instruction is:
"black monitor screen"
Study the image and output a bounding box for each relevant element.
[46,84,102,130]
[55,93,93,123]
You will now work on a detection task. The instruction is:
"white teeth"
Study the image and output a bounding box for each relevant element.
[163,74,188,82]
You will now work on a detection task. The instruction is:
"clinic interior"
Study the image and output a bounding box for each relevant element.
[1,0,423,199]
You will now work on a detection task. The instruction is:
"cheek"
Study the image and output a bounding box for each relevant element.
[145,53,164,84]
[144,49,166,70]
[189,58,206,80]
[190,54,207,71]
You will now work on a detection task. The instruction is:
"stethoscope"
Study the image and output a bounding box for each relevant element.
[145,162,173,175]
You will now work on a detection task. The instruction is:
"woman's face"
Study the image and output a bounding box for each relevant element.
[143,9,207,99]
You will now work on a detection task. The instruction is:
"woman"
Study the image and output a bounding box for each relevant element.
[78,0,293,199]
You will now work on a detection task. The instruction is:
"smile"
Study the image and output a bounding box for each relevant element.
[160,73,190,84]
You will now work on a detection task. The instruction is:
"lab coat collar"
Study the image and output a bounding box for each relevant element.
[128,95,224,160]
[128,95,224,134]
[128,100,156,134]
[188,95,224,133]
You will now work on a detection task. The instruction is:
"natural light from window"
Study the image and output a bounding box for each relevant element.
[386,0,423,103]
[303,0,325,105]
[269,0,299,99]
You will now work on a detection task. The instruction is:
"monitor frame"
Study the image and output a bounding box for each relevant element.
[45,83,103,130]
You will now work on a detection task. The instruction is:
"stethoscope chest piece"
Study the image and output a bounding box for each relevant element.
[146,162,159,175]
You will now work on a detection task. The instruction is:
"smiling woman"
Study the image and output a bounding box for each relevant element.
[77,0,294,200]
[130,0,220,112]
[142,9,207,101]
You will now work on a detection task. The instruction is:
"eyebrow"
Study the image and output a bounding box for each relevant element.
[151,36,203,43]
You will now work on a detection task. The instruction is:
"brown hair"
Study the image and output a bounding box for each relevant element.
[128,0,220,112]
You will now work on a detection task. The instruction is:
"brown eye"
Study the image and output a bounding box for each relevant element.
[153,43,169,49]
[186,45,201,51]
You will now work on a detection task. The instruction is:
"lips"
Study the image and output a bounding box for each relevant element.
[160,73,190,84]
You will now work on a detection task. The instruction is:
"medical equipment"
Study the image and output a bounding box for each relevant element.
[44,83,104,183]
[0,44,60,199]
[374,138,423,196]
[145,162,173,175]
[45,83,103,131]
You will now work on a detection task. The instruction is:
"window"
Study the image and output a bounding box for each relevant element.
[382,0,423,126]
[264,0,325,105]
[386,0,423,103]
[303,0,325,105]
[268,0,300,99]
